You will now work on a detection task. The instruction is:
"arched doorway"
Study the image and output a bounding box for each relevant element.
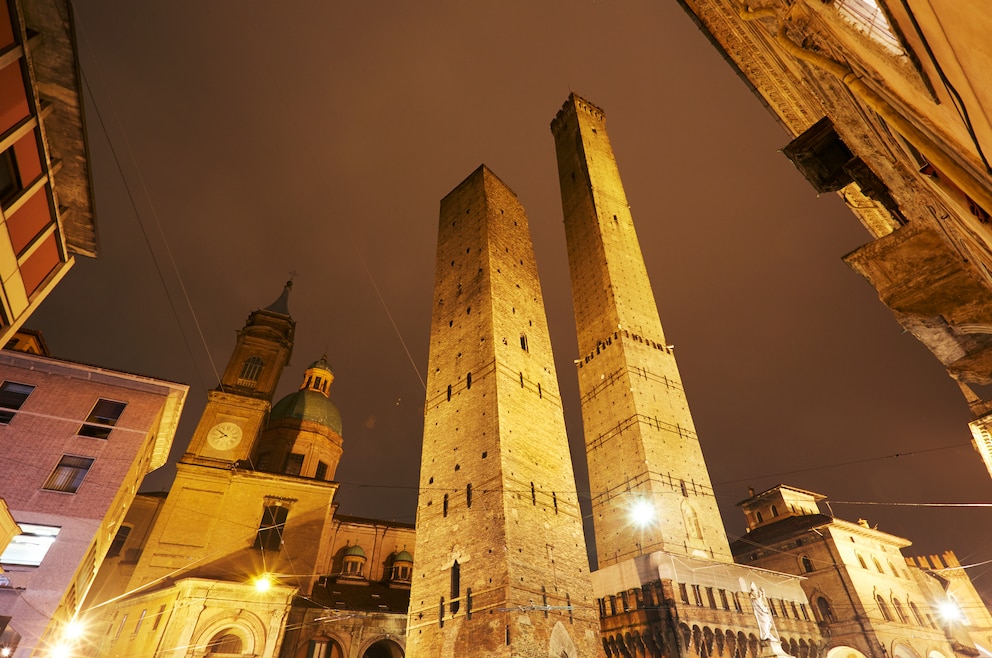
[362,638,403,658]
[826,646,870,658]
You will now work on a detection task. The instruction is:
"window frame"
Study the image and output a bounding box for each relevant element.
[78,398,127,439]
[0,380,34,423]
[42,454,94,493]
[0,522,60,566]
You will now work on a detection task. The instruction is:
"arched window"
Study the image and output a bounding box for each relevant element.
[239,356,264,385]
[873,557,884,573]
[756,511,764,523]
[893,598,908,624]
[877,595,893,622]
[683,503,703,540]
[814,596,835,623]
[857,553,868,569]
[909,601,925,626]
[207,632,242,654]
[801,555,814,573]
[771,505,779,517]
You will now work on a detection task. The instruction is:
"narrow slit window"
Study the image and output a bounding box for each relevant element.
[466,483,472,508]
[531,482,536,505]
[466,372,471,389]
[520,335,528,351]
[443,494,449,517]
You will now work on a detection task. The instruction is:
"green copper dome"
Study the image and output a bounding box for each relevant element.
[393,550,413,563]
[270,388,342,434]
[344,544,366,558]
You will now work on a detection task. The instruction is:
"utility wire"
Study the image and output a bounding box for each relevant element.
[72,13,221,392]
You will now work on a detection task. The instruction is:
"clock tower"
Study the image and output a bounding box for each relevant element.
[183,281,295,465]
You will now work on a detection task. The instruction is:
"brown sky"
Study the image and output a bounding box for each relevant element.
[32,1,992,601]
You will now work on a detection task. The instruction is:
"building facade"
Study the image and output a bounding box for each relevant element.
[733,485,988,658]
[86,285,414,658]
[665,0,992,475]
[0,0,95,345]
[0,347,187,657]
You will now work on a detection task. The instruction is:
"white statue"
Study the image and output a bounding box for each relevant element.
[749,583,779,642]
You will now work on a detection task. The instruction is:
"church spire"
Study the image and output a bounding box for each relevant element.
[263,279,293,317]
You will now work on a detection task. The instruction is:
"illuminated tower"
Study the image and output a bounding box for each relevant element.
[407,166,601,658]
[551,94,733,567]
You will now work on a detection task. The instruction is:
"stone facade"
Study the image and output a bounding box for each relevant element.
[84,286,414,658]
[551,93,732,567]
[668,0,992,472]
[733,486,978,658]
[406,165,601,658]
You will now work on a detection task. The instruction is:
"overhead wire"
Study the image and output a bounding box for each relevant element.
[70,12,222,392]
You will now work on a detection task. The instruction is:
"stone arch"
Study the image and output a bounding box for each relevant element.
[678,623,691,650]
[703,627,715,658]
[692,626,703,655]
[359,636,404,658]
[724,630,737,658]
[747,633,758,658]
[798,639,809,658]
[891,643,921,658]
[715,628,725,656]
[193,610,267,656]
[825,646,870,658]
[789,638,800,656]
[297,635,345,658]
[737,632,748,658]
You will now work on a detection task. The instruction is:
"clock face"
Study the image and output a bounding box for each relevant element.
[207,421,243,451]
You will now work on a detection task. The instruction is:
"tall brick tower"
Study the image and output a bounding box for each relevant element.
[407,166,601,658]
[551,94,733,567]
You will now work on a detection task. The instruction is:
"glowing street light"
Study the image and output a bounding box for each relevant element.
[254,573,273,593]
[63,620,85,640]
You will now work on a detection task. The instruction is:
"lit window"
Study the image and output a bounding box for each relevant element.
[0,523,60,566]
[254,504,288,551]
[78,399,126,439]
[0,381,34,424]
[42,455,94,493]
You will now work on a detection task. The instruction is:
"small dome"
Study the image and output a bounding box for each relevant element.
[270,389,342,434]
[393,550,413,563]
[309,355,333,373]
[344,544,366,558]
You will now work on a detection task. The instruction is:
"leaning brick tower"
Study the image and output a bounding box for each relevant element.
[406,165,602,658]
[551,93,733,567]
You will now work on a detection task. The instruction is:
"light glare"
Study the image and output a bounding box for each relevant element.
[254,573,272,592]
[630,499,654,527]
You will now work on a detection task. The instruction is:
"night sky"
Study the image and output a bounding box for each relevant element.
[31,2,991,602]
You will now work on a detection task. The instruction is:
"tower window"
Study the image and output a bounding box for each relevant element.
[78,399,127,439]
[284,453,304,476]
[466,483,472,508]
[520,335,528,351]
[0,381,34,423]
[443,494,449,517]
[537,383,542,398]
[43,455,94,493]
[450,561,461,614]
[447,385,452,401]
[239,356,264,385]
[531,482,536,505]
[315,461,328,481]
[315,376,322,390]
[801,555,814,573]
[552,492,558,514]
[255,504,288,551]
[466,372,472,389]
